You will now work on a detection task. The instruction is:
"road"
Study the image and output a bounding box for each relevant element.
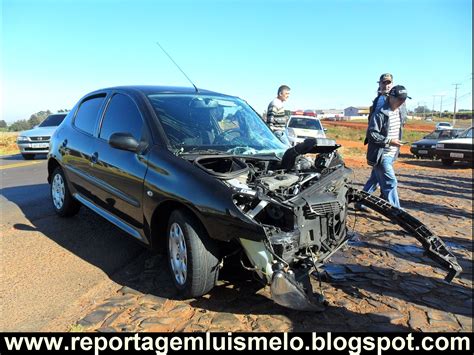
[0,154,144,331]
[0,154,471,332]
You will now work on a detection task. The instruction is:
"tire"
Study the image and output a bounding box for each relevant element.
[167,209,219,298]
[441,159,454,166]
[22,154,35,160]
[50,167,81,217]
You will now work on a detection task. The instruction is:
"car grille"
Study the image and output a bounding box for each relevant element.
[30,136,50,142]
[417,144,432,149]
[303,201,341,218]
[442,143,472,150]
[24,147,49,151]
[297,135,316,140]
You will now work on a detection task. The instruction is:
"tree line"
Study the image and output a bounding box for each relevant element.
[0,110,70,132]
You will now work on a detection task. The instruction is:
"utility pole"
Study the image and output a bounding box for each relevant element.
[452,83,460,127]
[432,95,436,119]
[439,95,446,120]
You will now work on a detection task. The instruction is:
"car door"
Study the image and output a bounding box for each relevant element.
[89,92,149,230]
[61,94,107,201]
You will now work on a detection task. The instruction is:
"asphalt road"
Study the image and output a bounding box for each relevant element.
[0,154,144,331]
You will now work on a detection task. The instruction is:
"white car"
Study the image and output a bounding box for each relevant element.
[435,126,473,166]
[285,115,326,146]
[16,113,67,159]
[435,121,453,130]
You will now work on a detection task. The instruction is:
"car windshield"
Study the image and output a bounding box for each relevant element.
[147,94,288,156]
[39,114,66,127]
[457,127,473,139]
[424,130,458,139]
[288,117,323,130]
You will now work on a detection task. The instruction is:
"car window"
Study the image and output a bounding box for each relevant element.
[288,117,323,130]
[74,95,106,135]
[39,114,66,127]
[424,131,441,139]
[99,93,143,141]
[439,130,453,139]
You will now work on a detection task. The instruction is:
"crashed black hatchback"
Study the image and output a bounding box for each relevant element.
[48,86,461,311]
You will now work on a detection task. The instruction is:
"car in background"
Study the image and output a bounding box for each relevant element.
[285,115,326,146]
[410,128,464,159]
[16,113,67,159]
[435,127,473,166]
[435,121,453,130]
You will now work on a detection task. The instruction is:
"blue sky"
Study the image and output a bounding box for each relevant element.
[1,0,472,123]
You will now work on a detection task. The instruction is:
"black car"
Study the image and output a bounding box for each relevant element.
[48,86,461,311]
[410,128,463,159]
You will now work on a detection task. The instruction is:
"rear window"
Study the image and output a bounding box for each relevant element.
[74,95,106,135]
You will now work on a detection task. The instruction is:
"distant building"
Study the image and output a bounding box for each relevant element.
[344,106,370,118]
[317,109,344,119]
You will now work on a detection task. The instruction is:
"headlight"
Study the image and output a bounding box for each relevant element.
[17,136,29,142]
[287,128,296,138]
[411,144,417,148]
[436,143,444,149]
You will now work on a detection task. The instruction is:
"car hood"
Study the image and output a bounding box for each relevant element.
[413,138,441,145]
[20,126,58,137]
[437,137,473,145]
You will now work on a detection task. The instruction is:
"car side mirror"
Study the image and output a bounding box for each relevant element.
[109,132,140,152]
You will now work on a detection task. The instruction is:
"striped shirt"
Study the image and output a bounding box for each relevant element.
[383,108,401,157]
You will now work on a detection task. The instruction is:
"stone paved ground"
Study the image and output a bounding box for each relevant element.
[75,164,472,332]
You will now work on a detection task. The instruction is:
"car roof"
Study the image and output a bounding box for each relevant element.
[88,85,234,98]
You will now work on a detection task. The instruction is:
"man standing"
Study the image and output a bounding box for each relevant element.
[266,85,290,131]
[364,85,411,209]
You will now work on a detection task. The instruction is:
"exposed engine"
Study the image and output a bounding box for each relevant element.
[192,138,462,311]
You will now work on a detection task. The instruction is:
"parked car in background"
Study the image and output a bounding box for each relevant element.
[285,115,326,146]
[16,113,67,159]
[435,127,473,166]
[435,121,453,130]
[410,128,464,159]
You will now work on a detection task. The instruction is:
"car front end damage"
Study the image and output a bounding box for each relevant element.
[198,138,462,311]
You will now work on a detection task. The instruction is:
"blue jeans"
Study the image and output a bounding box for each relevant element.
[372,155,400,208]
[362,169,379,194]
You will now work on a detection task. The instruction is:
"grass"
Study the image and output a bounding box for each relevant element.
[0,132,19,156]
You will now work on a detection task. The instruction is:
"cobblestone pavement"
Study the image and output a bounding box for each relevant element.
[75,166,472,332]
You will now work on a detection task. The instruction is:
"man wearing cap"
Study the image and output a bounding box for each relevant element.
[364,85,412,209]
[356,74,407,211]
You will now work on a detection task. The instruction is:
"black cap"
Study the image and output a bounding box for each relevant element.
[389,85,411,100]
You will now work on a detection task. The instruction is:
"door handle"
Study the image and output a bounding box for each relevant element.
[61,139,68,147]
[90,152,99,164]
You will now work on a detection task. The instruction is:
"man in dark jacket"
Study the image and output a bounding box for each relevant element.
[362,85,411,209]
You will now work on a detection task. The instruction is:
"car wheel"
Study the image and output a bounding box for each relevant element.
[22,154,35,160]
[167,209,219,298]
[441,159,454,166]
[50,167,81,217]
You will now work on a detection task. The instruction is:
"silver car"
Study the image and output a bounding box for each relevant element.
[16,113,67,159]
[285,115,326,146]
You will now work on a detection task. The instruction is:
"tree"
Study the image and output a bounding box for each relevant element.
[9,120,30,132]
[0,120,7,128]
